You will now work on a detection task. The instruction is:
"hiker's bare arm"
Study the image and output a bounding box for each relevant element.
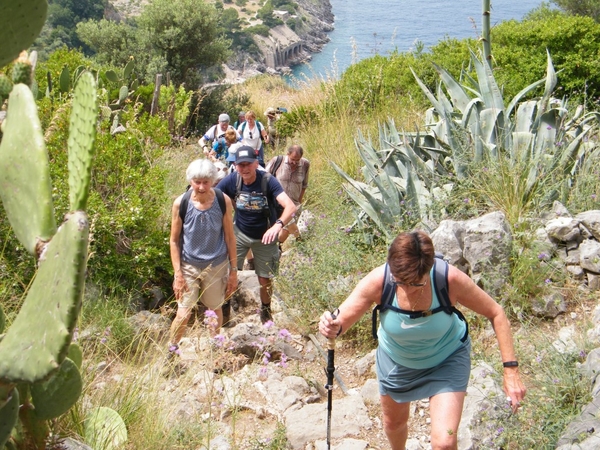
[222,195,238,296]
[170,196,188,299]
[450,265,526,409]
[319,265,386,339]
[262,192,296,244]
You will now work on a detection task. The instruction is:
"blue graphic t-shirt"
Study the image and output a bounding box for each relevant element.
[217,171,284,239]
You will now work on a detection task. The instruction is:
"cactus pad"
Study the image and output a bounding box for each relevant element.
[11,53,32,87]
[31,358,82,420]
[85,407,128,450]
[0,211,89,383]
[68,71,98,211]
[0,84,56,255]
[67,343,83,369]
[0,387,19,448]
[0,0,48,68]
[0,74,12,101]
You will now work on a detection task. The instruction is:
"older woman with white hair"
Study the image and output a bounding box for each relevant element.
[168,159,237,356]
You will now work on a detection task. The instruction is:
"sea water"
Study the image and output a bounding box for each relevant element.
[291,0,544,80]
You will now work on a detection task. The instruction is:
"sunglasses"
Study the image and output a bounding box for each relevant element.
[249,131,253,139]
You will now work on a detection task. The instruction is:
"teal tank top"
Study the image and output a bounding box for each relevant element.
[377,267,468,369]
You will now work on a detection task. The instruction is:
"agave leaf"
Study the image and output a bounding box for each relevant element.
[411,68,450,117]
[505,78,546,120]
[514,101,537,133]
[432,62,472,113]
[536,49,558,121]
[470,49,504,111]
[533,110,558,157]
[556,128,591,175]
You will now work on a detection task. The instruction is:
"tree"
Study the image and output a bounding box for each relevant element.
[76,19,139,68]
[42,0,107,51]
[552,0,600,21]
[136,0,232,87]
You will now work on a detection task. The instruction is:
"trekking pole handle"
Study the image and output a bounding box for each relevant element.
[327,309,339,351]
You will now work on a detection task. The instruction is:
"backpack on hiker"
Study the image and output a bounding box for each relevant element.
[178,186,226,223]
[371,254,469,341]
[267,156,285,218]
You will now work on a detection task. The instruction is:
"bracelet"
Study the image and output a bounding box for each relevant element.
[503,361,519,368]
[275,219,284,227]
[230,267,238,272]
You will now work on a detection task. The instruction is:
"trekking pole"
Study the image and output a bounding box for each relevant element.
[325,310,338,450]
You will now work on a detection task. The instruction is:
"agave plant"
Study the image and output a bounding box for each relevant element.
[413,50,598,208]
[335,49,599,237]
[331,121,453,239]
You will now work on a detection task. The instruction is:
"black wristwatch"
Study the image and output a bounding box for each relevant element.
[275,219,284,227]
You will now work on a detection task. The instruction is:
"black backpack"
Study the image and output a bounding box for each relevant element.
[372,255,469,341]
[179,187,226,223]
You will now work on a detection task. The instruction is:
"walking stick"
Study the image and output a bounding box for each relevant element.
[325,310,338,450]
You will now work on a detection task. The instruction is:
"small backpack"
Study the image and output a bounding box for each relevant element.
[240,120,264,141]
[372,255,469,341]
[179,187,226,223]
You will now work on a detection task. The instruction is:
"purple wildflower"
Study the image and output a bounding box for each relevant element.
[279,329,292,341]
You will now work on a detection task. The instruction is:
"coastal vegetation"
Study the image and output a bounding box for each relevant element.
[2,0,600,448]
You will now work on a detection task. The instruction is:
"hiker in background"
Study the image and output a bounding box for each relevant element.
[199,113,239,156]
[266,144,309,244]
[217,146,296,323]
[209,128,238,163]
[168,159,238,356]
[318,230,526,450]
[238,110,269,167]
[264,107,280,148]
[233,111,246,129]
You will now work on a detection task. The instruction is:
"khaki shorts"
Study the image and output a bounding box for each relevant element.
[179,259,228,309]
[234,225,279,278]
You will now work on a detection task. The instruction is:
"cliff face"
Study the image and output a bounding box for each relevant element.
[105,0,335,79]
[294,0,335,54]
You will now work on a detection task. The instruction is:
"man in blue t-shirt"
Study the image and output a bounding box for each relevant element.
[217,146,296,323]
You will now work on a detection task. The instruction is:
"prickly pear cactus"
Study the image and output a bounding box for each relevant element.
[11,52,33,87]
[68,72,98,211]
[0,74,13,103]
[0,388,19,448]
[0,0,48,68]
[0,83,57,255]
[30,358,82,420]
[0,210,88,383]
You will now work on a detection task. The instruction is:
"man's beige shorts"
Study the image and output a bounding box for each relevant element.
[179,259,228,310]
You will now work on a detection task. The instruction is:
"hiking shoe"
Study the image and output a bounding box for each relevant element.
[260,303,273,323]
[222,301,232,327]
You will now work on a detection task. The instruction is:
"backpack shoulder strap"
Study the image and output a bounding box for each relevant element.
[432,257,450,311]
[235,172,242,196]
[179,187,193,223]
[261,171,272,194]
[214,188,226,215]
[372,263,395,339]
[432,256,469,342]
[270,155,284,177]
[240,122,246,134]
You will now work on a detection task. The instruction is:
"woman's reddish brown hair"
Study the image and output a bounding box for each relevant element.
[387,230,435,283]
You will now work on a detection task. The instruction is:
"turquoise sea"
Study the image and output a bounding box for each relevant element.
[292,0,544,80]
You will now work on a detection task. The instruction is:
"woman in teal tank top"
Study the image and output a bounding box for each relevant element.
[318,231,526,450]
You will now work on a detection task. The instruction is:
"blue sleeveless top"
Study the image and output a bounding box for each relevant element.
[378,267,467,369]
[181,194,227,268]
